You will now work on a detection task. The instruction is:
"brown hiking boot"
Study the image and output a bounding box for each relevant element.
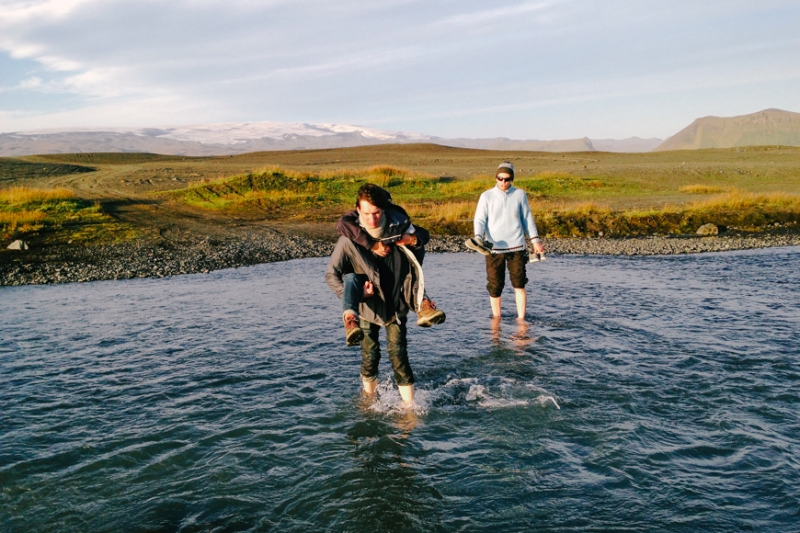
[417,298,446,327]
[344,313,364,346]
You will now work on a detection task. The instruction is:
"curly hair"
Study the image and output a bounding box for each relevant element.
[355,183,392,210]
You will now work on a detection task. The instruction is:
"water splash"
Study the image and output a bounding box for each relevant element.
[3,249,800,532]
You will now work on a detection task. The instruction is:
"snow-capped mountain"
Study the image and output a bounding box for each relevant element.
[0,121,661,156]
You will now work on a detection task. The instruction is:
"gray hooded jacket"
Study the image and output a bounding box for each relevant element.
[325,236,424,326]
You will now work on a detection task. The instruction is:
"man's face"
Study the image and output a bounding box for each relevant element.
[496,173,513,192]
[357,200,384,229]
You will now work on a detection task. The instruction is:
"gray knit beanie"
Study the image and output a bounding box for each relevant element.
[496,162,514,179]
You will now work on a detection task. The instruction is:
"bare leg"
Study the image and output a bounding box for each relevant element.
[398,384,414,405]
[362,378,377,396]
[490,296,502,317]
[514,288,527,319]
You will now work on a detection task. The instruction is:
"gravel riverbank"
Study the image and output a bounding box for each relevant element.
[3,231,799,287]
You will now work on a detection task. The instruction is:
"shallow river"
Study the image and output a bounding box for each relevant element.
[2,247,799,532]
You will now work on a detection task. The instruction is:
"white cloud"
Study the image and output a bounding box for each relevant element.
[0,0,798,138]
[18,76,42,89]
[437,0,559,28]
[0,0,89,25]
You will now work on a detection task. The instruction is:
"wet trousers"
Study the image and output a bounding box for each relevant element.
[359,317,415,386]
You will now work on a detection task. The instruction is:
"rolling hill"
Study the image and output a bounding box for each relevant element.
[654,109,800,151]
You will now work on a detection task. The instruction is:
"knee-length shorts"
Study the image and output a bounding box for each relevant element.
[485,251,528,298]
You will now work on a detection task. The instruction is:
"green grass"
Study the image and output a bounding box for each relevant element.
[169,166,627,214]
[168,165,800,237]
[525,191,800,237]
[0,186,140,244]
[170,165,445,215]
[8,145,800,246]
[679,184,729,194]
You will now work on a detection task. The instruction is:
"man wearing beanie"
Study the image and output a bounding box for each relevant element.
[471,162,545,319]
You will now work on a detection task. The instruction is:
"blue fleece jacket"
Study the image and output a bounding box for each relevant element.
[473,184,539,253]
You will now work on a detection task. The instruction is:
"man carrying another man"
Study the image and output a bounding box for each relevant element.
[325,184,444,405]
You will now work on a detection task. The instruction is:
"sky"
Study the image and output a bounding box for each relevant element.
[1,0,799,140]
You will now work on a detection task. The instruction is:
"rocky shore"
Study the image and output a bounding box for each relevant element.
[3,230,800,287]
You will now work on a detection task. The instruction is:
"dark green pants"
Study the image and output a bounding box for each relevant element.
[359,317,415,386]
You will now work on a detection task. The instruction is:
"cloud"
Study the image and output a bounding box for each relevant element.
[436,0,559,29]
[18,76,46,90]
[0,0,799,138]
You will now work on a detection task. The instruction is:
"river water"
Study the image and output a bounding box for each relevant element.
[2,247,799,532]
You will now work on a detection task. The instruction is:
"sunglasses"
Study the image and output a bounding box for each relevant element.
[496,176,514,182]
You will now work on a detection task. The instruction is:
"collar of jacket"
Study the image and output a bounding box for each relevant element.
[495,183,517,194]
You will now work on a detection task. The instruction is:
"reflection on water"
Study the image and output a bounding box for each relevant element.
[2,247,800,532]
[490,316,537,350]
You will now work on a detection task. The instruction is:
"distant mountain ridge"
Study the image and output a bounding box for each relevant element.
[438,136,595,152]
[0,123,433,158]
[0,122,661,157]
[654,109,800,151]
[4,109,799,157]
[590,137,664,153]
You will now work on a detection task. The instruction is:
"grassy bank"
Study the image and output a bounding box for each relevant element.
[0,186,139,244]
[5,145,800,249]
[526,191,800,238]
[169,165,800,237]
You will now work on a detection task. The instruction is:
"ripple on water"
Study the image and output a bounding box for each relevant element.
[2,248,800,532]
